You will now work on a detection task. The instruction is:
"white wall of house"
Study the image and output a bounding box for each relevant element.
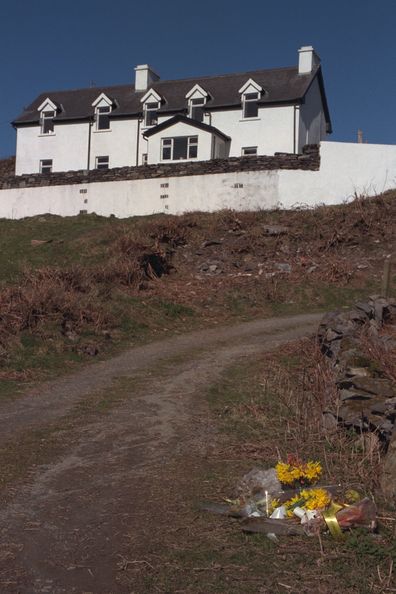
[15,123,91,174]
[90,118,139,169]
[297,78,327,151]
[210,105,296,156]
[3,141,396,220]
[14,101,310,174]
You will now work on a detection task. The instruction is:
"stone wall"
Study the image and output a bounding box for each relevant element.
[318,297,396,443]
[0,145,320,190]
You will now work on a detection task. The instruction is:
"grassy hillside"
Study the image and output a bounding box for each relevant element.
[0,191,394,394]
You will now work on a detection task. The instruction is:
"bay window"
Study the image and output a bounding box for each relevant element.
[161,136,198,161]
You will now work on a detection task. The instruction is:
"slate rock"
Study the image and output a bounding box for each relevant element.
[275,262,291,273]
[339,389,373,402]
[355,302,374,317]
[322,411,338,433]
[262,225,288,236]
[345,367,371,378]
[346,377,395,399]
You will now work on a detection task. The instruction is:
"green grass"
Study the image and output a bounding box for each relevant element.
[0,213,118,283]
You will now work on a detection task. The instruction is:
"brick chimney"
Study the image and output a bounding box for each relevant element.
[298,46,320,75]
[134,64,160,92]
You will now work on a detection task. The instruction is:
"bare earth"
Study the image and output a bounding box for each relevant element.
[0,313,321,594]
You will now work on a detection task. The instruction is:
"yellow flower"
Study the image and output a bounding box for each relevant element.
[275,458,322,486]
[304,461,322,482]
[299,488,331,510]
[283,488,331,515]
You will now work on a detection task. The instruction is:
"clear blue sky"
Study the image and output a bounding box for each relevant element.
[0,0,395,157]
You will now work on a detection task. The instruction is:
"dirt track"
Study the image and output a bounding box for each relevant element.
[0,313,322,593]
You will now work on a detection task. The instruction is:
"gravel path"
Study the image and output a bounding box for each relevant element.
[0,312,322,593]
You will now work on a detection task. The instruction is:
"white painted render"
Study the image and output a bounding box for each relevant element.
[15,123,91,174]
[90,118,139,169]
[298,78,327,151]
[15,98,327,174]
[134,65,160,92]
[210,105,296,156]
[279,141,396,208]
[2,142,396,220]
[298,46,320,75]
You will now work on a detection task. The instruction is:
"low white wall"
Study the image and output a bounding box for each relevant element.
[1,141,396,220]
[279,141,396,208]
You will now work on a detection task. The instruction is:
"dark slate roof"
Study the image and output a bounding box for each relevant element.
[12,65,332,132]
[143,115,231,141]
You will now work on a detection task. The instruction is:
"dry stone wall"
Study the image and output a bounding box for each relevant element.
[0,145,320,190]
[318,298,396,497]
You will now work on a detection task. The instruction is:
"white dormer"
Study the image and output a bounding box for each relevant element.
[92,93,113,131]
[38,98,58,135]
[185,84,208,122]
[140,89,162,127]
[238,79,262,119]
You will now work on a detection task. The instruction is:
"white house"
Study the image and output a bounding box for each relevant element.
[12,46,331,175]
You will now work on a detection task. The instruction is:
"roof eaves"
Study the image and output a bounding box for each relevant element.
[143,115,231,141]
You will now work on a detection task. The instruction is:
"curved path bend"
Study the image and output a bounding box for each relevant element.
[0,312,322,593]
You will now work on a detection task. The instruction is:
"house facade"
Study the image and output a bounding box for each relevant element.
[12,46,331,176]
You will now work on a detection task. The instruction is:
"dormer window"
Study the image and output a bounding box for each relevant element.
[186,84,208,123]
[140,89,162,128]
[242,92,259,118]
[238,79,263,120]
[97,105,111,130]
[144,102,159,127]
[189,98,205,122]
[38,98,58,135]
[41,110,55,134]
[92,93,113,131]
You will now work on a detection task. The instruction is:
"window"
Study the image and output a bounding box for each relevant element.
[142,153,148,165]
[40,159,53,173]
[95,156,109,169]
[40,111,55,134]
[242,146,258,156]
[96,106,111,130]
[242,92,259,118]
[189,97,205,122]
[144,102,159,127]
[161,136,198,161]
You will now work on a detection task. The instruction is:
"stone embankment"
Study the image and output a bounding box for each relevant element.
[318,297,396,497]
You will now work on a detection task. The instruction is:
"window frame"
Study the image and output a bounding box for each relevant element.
[96,105,111,131]
[242,92,260,119]
[161,135,198,161]
[40,110,55,135]
[241,146,258,156]
[189,97,206,122]
[95,155,109,170]
[40,159,53,173]
[144,101,160,127]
